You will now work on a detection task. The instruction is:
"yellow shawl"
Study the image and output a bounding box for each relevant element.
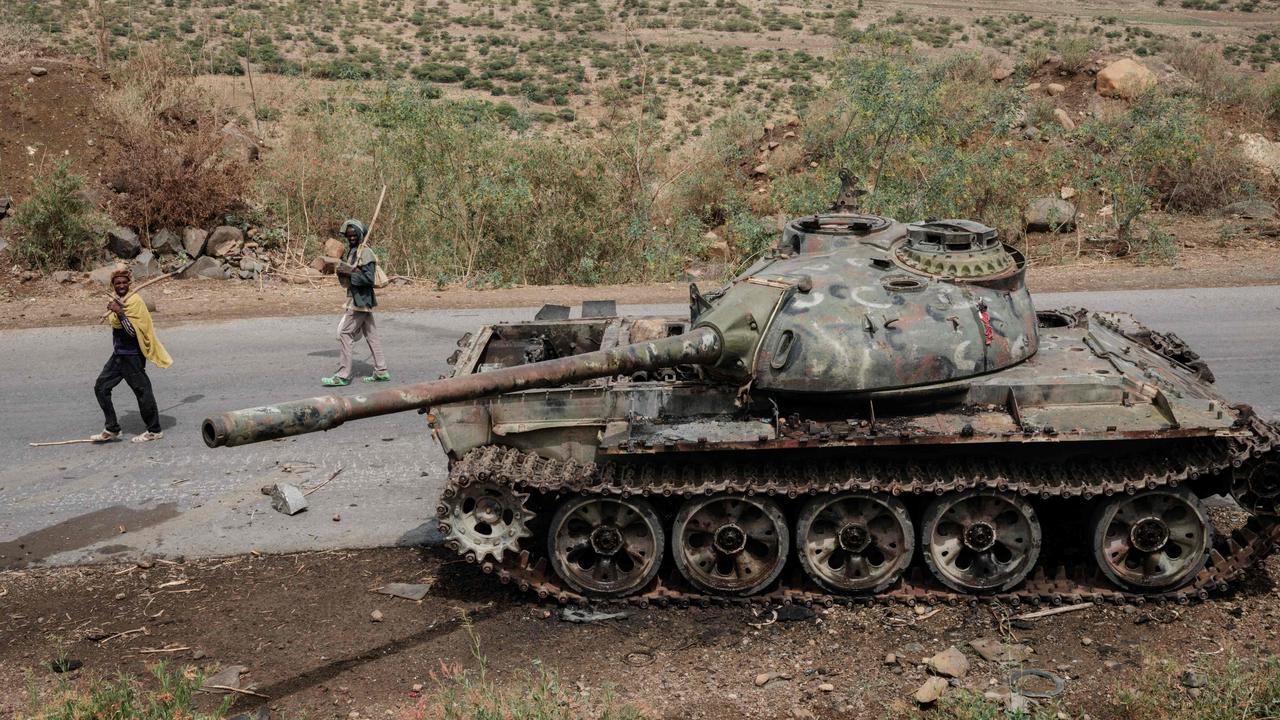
[109,293,173,368]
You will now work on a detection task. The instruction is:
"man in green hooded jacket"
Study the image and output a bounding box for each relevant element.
[321,219,390,386]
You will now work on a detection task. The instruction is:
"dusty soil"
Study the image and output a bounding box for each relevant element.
[0,59,115,205]
[2,547,1278,719]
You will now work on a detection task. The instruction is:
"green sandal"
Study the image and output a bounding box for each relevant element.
[321,375,351,387]
[363,371,391,383]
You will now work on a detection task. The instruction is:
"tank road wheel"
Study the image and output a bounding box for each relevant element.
[672,495,789,596]
[1091,487,1213,592]
[796,493,914,594]
[437,482,533,564]
[548,496,665,598]
[922,491,1041,593]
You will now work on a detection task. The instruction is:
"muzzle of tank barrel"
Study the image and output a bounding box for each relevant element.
[202,327,723,448]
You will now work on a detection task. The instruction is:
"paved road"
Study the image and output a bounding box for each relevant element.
[1,287,1278,568]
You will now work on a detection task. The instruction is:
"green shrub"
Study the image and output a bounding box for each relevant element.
[10,162,107,271]
[17,663,230,720]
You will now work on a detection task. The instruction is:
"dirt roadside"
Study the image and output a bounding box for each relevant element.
[3,547,1278,719]
[4,245,1280,331]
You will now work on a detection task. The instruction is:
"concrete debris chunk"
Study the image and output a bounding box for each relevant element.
[376,583,434,601]
[269,483,308,515]
[926,646,970,678]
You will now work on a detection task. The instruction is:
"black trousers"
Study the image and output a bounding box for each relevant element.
[95,354,160,434]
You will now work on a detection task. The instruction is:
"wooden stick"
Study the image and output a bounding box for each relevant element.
[29,438,100,447]
[202,685,270,699]
[97,627,146,643]
[98,261,196,323]
[140,646,191,654]
[304,466,345,496]
[245,26,261,136]
[1011,602,1093,621]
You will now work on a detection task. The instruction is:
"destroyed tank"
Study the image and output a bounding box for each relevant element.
[204,173,1280,605]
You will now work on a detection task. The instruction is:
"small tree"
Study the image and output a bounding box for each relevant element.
[11,162,107,271]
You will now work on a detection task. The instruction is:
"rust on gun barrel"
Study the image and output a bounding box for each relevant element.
[202,327,722,448]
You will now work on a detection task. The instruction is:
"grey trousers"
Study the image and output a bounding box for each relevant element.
[337,308,387,380]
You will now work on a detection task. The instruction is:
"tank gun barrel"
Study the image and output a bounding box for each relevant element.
[202,327,722,448]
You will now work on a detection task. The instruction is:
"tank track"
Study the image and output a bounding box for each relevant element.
[438,415,1280,608]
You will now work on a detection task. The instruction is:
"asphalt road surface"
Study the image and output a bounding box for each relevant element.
[2,286,1278,569]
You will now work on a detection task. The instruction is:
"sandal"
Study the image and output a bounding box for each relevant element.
[130,431,164,444]
[362,371,391,383]
[90,429,121,443]
[321,375,351,387]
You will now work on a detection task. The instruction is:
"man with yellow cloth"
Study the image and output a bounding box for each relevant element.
[91,266,172,444]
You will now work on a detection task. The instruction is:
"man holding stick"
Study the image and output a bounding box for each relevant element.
[91,266,172,443]
[321,219,390,387]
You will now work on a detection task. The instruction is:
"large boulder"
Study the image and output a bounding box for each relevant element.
[132,250,161,279]
[1025,197,1076,232]
[1239,133,1280,178]
[107,226,141,259]
[182,227,208,257]
[151,229,181,255]
[89,262,127,286]
[179,255,225,280]
[206,226,244,258]
[311,256,339,275]
[220,122,260,163]
[1222,198,1277,220]
[322,237,346,259]
[1096,59,1156,99]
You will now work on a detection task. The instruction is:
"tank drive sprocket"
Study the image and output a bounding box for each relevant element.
[436,481,534,563]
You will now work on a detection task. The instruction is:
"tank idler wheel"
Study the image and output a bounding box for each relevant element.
[672,494,789,596]
[1091,487,1213,592]
[438,482,533,563]
[1232,460,1280,515]
[548,496,665,598]
[796,493,914,594]
[922,490,1041,593]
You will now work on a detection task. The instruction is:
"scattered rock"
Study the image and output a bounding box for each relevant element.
[0,196,10,218]
[1239,133,1280,177]
[1053,108,1076,132]
[132,250,161,279]
[884,653,898,665]
[1081,637,1093,646]
[1022,126,1041,141]
[1222,198,1277,220]
[789,708,815,720]
[89,263,126,286]
[1096,58,1157,99]
[151,229,181,255]
[370,609,384,623]
[411,683,423,692]
[180,255,225,280]
[202,665,248,693]
[926,647,970,678]
[817,683,835,692]
[969,637,1033,663]
[1060,186,1077,200]
[52,270,77,283]
[207,226,244,258]
[323,237,346,259]
[1181,670,1206,689]
[752,163,772,177]
[182,227,208,257]
[1026,82,1042,92]
[914,677,949,704]
[992,63,1014,82]
[284,266,325,284]
[239,257,267,275]
[377,583,434,601]
[269,483,308,515]
[755,671,790,687]
[1025,197,1077,232]
[312,256,339,275]
[30,66,47,77]
[220,122,261,163]
[1046,82,1065,96]
[107,226,141,259]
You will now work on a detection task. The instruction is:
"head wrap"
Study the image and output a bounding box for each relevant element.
[341,219,368,243]
[110,265,132,282]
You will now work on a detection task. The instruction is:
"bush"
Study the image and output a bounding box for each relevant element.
[17,663,230,720]
[10,162,107,271]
